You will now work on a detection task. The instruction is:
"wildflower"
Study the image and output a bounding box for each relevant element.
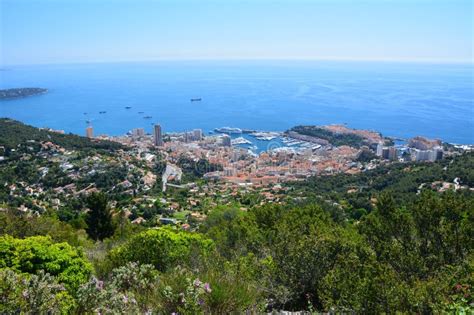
[203,283,211,293]
[96,280,104,290]
[193,278,202,287]
[179,292,186,303]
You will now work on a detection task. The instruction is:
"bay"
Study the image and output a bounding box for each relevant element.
[1,60,473,144]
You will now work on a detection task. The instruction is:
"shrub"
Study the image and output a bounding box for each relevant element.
[108,227,214,272]
[0,235,92,291]
[0,269,73,314]
[156,267,212,314]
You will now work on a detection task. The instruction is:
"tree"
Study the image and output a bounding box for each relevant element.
[85,192,115,241]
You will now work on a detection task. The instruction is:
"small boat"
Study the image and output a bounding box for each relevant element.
[143,116,152,119]
[99,111,106,114]
[83,112,88,115]
[190,98,202,102]
[85,120,91,124]
[138,111,144,114]
[125,106,132,109]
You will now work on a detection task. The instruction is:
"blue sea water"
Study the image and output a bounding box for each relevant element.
[1,60,473,144]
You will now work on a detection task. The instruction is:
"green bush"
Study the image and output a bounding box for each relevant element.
[0,235,92,291]
[108,227,214,272]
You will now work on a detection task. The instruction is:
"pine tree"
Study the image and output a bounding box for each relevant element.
[85,192,115,240]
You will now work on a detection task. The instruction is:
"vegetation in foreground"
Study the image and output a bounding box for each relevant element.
[1,188,473,313]
[0,119,473,313]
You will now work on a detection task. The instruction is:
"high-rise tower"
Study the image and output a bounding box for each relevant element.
[154,124,163,146]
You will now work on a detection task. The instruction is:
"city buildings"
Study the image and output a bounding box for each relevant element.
[221,134,231,147]
[193,129,203,141]
[412,146,443,162]
[154,124,163,146]
[132,128,145,138]
[183,129,203,142]
[376,143,398,161]
[86,126,93,138]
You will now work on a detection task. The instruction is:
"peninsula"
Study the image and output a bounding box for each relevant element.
[0,88,48,100]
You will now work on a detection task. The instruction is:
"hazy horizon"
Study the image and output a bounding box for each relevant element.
[1,0,472,66]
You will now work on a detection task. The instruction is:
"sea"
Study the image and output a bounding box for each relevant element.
[1,60,473,145]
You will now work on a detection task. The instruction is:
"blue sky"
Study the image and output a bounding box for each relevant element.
[1,0,472,65]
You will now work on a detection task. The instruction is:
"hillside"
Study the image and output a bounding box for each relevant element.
[288,125,369,147]
[0,119,472,313]
[288,152,474,217]
[0,118,123,154]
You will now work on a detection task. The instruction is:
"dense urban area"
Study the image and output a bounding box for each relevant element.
[1,117,473,313]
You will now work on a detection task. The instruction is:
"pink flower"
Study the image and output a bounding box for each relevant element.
[204,283,211,293]
[193,278,202,287]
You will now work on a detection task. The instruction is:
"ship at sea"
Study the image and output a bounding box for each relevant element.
[99,111,107,114]
[143,116,152,119]
[214,127,242,134]
[125,106,132,109]
[190,98,202,102]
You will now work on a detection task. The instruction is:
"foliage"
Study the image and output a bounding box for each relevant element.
[356,148,378,162]
[108,227,214,272]
[75,262,159,313]
[0,208,92,248]
[0,268,74,314]
[157,268,213,314]
[199,191,473,312]
[198,255,264,313]
[85,192,116,241]
[0,235,92,291]
[289,152,474,216]
[75,276,140,314]
[0,118,123,153]
[290,125,366,148]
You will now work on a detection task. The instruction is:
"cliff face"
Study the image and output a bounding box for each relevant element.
[408,136,442,150]
[0,88,47,100]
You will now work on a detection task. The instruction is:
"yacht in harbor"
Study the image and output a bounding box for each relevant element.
[231,137,252,145]
[214,127,242,134]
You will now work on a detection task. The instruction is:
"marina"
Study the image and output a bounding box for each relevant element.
[214,128,327,154]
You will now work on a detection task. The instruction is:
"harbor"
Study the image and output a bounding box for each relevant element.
[213,127,323,154]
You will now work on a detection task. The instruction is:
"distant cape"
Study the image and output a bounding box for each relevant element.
[0,88,48,100]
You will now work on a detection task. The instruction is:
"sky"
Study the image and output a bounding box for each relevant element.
[1,0,472,65]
